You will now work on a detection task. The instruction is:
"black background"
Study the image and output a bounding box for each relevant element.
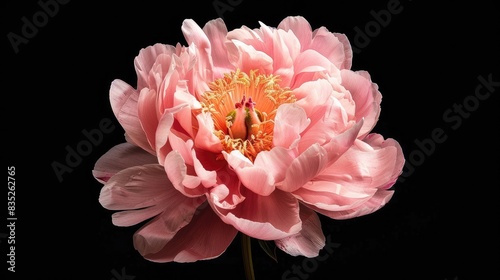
[3,0,499,279]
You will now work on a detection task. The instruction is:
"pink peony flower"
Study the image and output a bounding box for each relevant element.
[93,15,405,263]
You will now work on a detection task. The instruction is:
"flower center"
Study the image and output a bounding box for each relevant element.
[200,69,295,162]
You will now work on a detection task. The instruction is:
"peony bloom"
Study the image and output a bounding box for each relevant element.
[93,15,404,263]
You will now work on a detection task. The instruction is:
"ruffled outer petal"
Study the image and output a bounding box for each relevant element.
[109,79,154,154]
[278,16,351,70]
[228,40,274,75]
[341,69,382,138]
[294,80,352,152]
[183,18,235,80]
[294,133,404,219]
[99,164,205,236]
[92,142,157,184]
[306,190,394,220]
[309,27,346,70]
[277,16,313,52]
[99,164,177,211]
[268,28,301,87]
[210,188,302,240]
[275,205,325,257]
[134,43,175,90]
[332,32,353,69]
[201,18,233,77]
[291,49,341,89]
[363,133,405,189]
[137,203,238,262]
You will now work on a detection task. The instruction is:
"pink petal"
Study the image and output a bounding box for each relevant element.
[307,189,394,219]
[292,130,399,217]
[223,150,275,196]
[137,87,160,152]
[210,166,245,210]
[109,79,154,154]
[209,183,230,209]
[227,25,265,52]
[134,43,174,90]
[194,112,223,153]
[228,40,273,75]
[149,53,176,101]
[132,195,207,256]
[275,205,325,257]
[253,147,294,186]
[157,55,181,110]
[273,103,310,149]
[202,18,233,77]
[156,102,196,164]
[269,29,301,87]
[182,19,217,86]
[138,204,238,262]
[186,45,214,97]
[293,79,333,116]
[294,49,339,74]
[321,120,364,166]
[167,129,194,166]
[92,142,157,184]
[292,180,375,212]
[278,144,329,193]
[333,32,353,69]
[212,188,302,240]
[164,151,205,197]
[277,16,313,52]
[291,49,341,88]
[318,138,399,189]
[223,150,252,169]
[155,106,180,164]
[363,134,405,189]
[98,164,171,211]
[341,69,381,138]
[172,84,200,139]
[295,82,351,152]
[278,16,352,70]
[191,149,217,188]
[310,27,346,70]
[182,19,210,52]
[111,205,164,227]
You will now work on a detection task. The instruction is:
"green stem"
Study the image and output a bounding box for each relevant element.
[241,233,256,280]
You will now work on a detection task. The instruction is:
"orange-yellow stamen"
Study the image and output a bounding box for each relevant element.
[200,69,295,162]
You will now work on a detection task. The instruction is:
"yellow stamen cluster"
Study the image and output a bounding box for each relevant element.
[200,69,295,161]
